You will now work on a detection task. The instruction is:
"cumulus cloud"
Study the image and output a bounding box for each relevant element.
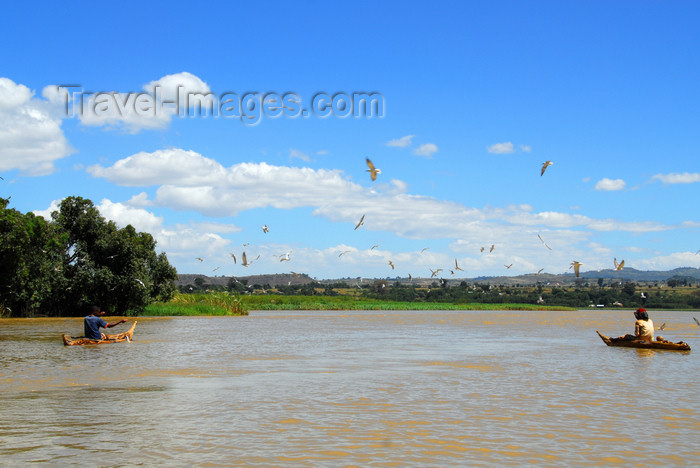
[413,143,438,158]
[78,71,211,133]
[487,142,515,154]
[386,135,415,148]
[87,149,676,240]
[652,172,700,184]
[34,197,237,261]
[44,149,697,277]
[86,148,228,186]
[143,71,210,105]
[0,77,73,175]
[594,178,626,191]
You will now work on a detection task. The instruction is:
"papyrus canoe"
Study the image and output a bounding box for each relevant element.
[596,330,690,351]
[63,321,137,346]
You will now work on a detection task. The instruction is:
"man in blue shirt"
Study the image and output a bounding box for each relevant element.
[84,306,128,340]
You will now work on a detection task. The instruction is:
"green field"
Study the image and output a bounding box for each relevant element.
[144,292,248,316]
[144,293,577,315]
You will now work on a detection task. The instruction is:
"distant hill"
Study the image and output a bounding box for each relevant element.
[176,273,315,288]
[176,267,700,288]
[467,267,700,286]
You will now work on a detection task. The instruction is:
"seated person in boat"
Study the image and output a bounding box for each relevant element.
[84,306,128,340]
[616,308,654,342]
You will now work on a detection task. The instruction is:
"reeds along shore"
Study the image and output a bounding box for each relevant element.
[143,293,575,316]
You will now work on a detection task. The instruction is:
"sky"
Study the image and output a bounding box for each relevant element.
[1,1,699,280]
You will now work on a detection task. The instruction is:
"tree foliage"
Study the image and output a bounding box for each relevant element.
[0,196,177,317]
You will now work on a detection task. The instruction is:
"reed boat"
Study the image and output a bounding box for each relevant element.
[63,321,137,346]
[596,330,690,351]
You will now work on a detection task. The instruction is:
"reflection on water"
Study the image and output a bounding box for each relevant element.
[1,310,698,466]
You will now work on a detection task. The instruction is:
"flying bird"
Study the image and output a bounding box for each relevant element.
[694,317,700,326]
[371,244,380,250]
[659,323,667,331]
[490,244,495,253]
[480,247,485,253]
[570,261,583,277]
[537,234,552,250]
[338,250,351,257]
[614,258,625,271]
[242,243,249,247]
[365,157,381,181]
[279,251,292,262]
[212,266,221,272]
[291,271,300,277]
[505,264,513,269]
[537,268,544,275]
[241,252,251,267]
[196,257,204,262]
[388,260,395,270]
[429,268,442,278]
[135,279,145,287]
[421,247,430,253]
[408,273,412,281]
[541,160,553,176]
[454,259,464,271]
[262,225,269,233]
[354,214,365,230]
[230,253,237,264]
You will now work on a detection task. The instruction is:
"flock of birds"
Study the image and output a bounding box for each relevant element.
[189,156,698,284]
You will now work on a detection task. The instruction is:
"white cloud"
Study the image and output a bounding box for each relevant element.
[289,149,310,161]
[32,199,62,220]
[652,172,700,184]
[0,77,73,175]
[143,71,210,105]
[34,197,236,261]
[386,135,415,147]
[78,72,211,133]
[81,149,698,277]
[127,192,153,207]
[413,143,438,158]
[86,148,228,186]
[594,178,626,191]
[87,149,678,238]
[487,142,514,154]
[633,251,700,270]
[97,198,165,233]
[487,142,532,154]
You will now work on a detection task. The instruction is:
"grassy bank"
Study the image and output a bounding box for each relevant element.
[239,295,576,311]
[144,292,248,316]
[142,293,576,316]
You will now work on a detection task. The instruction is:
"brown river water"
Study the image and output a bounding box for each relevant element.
[1,309,699,466]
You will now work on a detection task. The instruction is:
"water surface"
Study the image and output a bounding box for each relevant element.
[1,309,698,466]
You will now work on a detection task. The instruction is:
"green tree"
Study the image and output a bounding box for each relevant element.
[0,198,64,316]
[49,197,177,315]
[0,196,177,317]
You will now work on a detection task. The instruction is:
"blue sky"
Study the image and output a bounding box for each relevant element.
[1,1,699,279]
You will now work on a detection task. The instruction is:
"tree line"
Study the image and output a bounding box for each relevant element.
[1,196,177,317]
[181,276,700,309]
